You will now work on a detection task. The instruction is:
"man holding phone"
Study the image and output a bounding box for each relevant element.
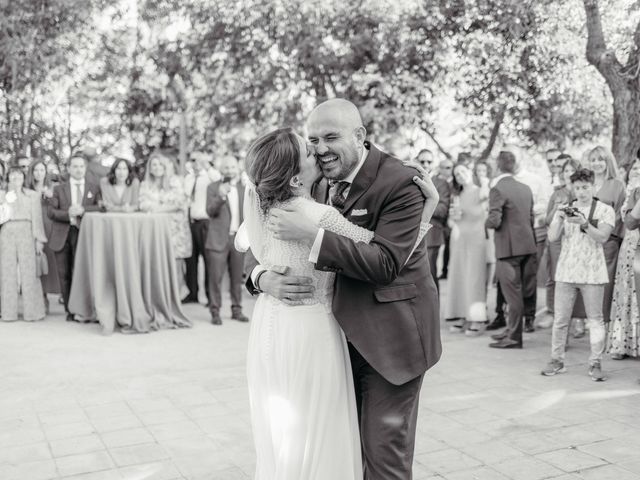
[205,156,248,325]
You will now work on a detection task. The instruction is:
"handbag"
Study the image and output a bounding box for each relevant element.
[35,251,49,277]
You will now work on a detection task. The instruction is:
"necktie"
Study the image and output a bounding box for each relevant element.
[75,183,83,206]
[331,181,350,213]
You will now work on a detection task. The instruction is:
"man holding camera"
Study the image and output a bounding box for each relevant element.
[205,156,248,325]
[542,168,614,381]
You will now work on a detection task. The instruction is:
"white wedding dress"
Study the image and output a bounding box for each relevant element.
[244,194,428,480]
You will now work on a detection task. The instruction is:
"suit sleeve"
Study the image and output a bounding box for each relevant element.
[485,187,505,230]
[431,179,450,225]
[206,182,225,218]
[47,185,70,223]
[315,179,424,286]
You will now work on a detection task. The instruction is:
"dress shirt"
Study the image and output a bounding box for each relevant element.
[70,178,85,226]
[309,147,369,263]
[227,181,240,235]
[185,170,211,220]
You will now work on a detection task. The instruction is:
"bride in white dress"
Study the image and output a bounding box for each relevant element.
[237,128,435,480]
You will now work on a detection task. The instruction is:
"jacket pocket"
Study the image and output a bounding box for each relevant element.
[374,284,417,303]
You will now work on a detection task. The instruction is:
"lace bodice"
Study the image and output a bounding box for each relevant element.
[252,196,429,306]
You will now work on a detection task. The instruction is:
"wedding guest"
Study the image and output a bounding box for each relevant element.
[544,157,580,322]
[445,164,489,335]
[438,158,454,280]
[82,146,110,184]
[571,146,625,336]
[473,161,492,187]
[139,150,192,260]
[182,152,216,304]
[486,150,537,349]
[608,159,640,360]
[15,155,31,176]
[27,160,59,312]
[542,168,614,381]
[474,160,496,300]
[205,156,248,325]
[48,153,101,321]
[99,158,140,212]
[545,148,562,187]
[418,149,450,292]
[0,166,47,321]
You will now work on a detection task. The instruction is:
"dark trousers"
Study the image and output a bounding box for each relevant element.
[496,253,537,343]
[54,226,79,313]
[427,246,440,293]
[185,219,210,302]
[206,235,244,315]
[349,343,423,480]
[441,229,450,277]
[545,240,562,312]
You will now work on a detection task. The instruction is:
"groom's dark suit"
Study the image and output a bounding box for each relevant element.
[312,142,441,479]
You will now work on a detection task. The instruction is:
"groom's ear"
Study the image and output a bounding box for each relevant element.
[354,126,367,144]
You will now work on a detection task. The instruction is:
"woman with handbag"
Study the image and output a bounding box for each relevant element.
[27,159,59,313]
[0,165,48,321]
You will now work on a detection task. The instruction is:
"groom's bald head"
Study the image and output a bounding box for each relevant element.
[306,99,367,181]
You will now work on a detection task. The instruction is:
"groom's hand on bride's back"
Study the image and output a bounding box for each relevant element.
[259,269,315,305]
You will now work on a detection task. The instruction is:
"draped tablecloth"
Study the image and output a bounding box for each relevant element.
[69,212,192,334]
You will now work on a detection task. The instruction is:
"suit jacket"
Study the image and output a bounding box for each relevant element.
[485,175,537,259]
[312,143,441,385]
[47,178,101,252]
[205,180,245,251]
[425,175,451,248]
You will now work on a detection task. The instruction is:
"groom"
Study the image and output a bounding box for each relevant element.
[247,99,441,479]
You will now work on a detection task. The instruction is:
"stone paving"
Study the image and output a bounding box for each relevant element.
[1,284,639,480]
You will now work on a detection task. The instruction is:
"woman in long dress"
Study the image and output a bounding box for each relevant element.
[138,151,192,259]
[445,164,489,334]
[240,128,435,480]
[0,166,47,321]
[26,159,59,312]
[608,158,640,359]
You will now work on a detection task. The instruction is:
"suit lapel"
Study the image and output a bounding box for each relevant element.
[342,143,379,215]
[63,182,72,207]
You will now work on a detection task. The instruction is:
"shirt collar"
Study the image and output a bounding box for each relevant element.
[332,146,369,186]
[70,178,85,185]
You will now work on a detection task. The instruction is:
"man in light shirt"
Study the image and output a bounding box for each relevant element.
[204,156,247,325]
[182,152,217,304]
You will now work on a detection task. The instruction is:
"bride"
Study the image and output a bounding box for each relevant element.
[237,127,438,479]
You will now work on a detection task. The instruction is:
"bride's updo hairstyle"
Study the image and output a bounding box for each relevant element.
[245,127,301,213]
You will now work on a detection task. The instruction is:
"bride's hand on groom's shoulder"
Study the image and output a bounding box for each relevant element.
[269,205,318,245]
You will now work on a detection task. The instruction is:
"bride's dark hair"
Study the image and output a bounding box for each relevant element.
[245,127,301,213]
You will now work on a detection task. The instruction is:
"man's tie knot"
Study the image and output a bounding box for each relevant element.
[331,181,350,212]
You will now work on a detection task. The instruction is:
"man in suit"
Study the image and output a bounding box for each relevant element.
[47,153,101,322]
[205,156,248,325]
[416,149,451,292]
[437,158,454,279]
[485,150,537,349]
[251,99,442,479]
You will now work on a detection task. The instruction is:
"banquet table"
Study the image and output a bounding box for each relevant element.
[68,212,192,334]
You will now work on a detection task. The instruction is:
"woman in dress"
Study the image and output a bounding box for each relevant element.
[0,166,47,321]
[139,151,192,259]
[572,146,626,334]
[445,164,489,334]
[240,128,436,480]
[608,158,640,359]
[26,160,59,312]
[473,160,496,297]
[100,158,140,212]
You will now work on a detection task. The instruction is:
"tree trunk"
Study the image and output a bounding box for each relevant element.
[583,0,640,168]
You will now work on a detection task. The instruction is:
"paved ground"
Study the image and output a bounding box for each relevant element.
[1,284,640,480]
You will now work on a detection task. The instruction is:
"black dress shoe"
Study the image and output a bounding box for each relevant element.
[489,339,522,349]
[181,295,198,304]
[66,313,76,322]
[491,331,508,341]
[486,316,506,331]
[231,312,249,323]
[210,315,222,325]
[524,317,535,333]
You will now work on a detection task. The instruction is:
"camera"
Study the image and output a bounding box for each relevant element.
[560,206,580,217]
[222,176,234,184]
